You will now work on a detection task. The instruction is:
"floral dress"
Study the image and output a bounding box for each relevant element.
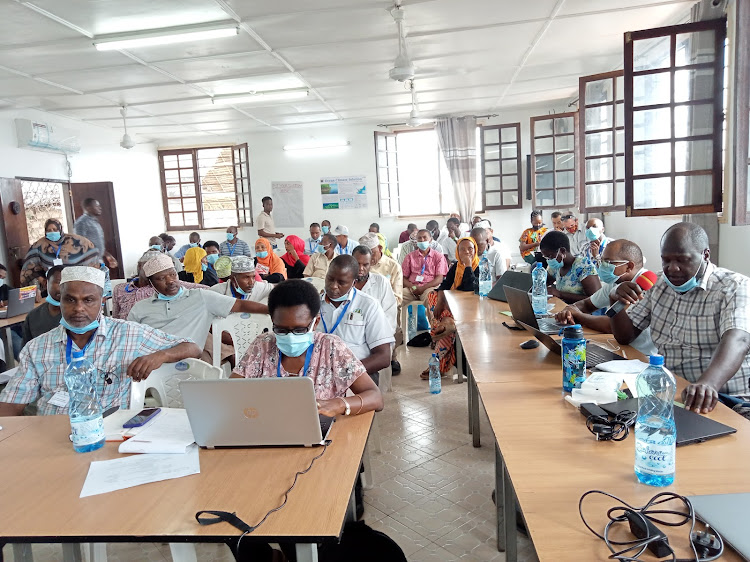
[518,227,548,259]
[550,255,598,295]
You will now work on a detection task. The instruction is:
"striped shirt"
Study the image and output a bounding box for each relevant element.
[219,238,252,258]
[627,262,750,396]
[0,316,190,415]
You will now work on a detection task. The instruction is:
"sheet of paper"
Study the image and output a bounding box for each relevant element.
[80,445,200,498]
[118,408,195,454]
[595,359,649,374]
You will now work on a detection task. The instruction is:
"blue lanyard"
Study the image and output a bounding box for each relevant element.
[228,243,236,256]
[420,256,428,276]
[65,333,96,365]
[340,244,349,255]
[320,289,356,334]
[55,244,62,259]
[276,344,314,378]
[309,239,319,253]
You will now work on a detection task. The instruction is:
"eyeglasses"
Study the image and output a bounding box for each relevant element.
[273,326,311,335]
[601,260,629,267]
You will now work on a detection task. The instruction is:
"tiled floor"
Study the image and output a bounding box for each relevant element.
[2,344,538,561]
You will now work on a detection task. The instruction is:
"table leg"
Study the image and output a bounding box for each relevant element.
[495,443,506,552]
[346,486,357,523]
[12,544,33,562]
[61,544,82,562]
[470,371,480,447]
[4,327,14,369]
[295,543,318,562]
[503,457,518,561]
[455,336,464,384]
[467,365,473,435]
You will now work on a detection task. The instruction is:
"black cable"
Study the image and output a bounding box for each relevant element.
[586,410,636,441]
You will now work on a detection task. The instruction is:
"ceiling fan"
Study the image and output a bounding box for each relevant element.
[378,80,436,128]
[388,4,415,82]
[119,106,135,149]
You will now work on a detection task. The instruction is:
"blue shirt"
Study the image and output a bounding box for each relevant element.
[175,243,201,259]
[334,239,357,256]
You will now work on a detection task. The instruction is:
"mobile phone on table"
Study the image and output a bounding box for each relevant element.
[123,408,161,428]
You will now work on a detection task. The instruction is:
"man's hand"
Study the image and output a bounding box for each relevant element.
[555,306,580,325]
[682,382,719,414]
[104,253,118,268]
[589,239,601,258]
[317,398,345,417]
[127,351,166,382]
[276,232,284,239]
[614,281,643,305]
[412,285,424,296]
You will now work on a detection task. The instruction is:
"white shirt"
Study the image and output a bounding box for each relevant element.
[211,279,273,304]
[317,288,394,362]
[566,230,586,255]
[357,272,397,332]
[256,211,275,235]
[334,239,357,256]
[437,233,457,261]
[305,237,322,255]
[486,243,510,280]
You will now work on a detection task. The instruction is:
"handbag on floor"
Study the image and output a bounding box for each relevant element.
[318,521,407,562]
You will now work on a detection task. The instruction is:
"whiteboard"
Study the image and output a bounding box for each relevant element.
[271,181,304,228]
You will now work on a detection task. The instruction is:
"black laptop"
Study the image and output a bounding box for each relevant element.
[504,285,566,334]
[600,398,736,446]
[516,320,625,367]
[488,271,532,302]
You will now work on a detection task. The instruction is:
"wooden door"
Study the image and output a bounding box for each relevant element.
[0,178,30,287]
[70,182,124,279]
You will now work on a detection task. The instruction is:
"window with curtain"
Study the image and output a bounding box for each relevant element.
[530,112,578,210]
[159,145,252,230]
[481,123,522,210]
[733,0,750,225]
[374,129,483,217]
[624,18,726,216]
[579,71,625,212]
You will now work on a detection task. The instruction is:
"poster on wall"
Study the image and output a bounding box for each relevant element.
[271,181,304,227]
[320,175,367,210]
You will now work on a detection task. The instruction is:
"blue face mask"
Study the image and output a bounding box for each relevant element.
[322,226,329,234]
[256,251,268,259]
[226,233,235,241]
[150,245,162,251]
[189,242,198,248]
[546,250,564,272]
[155,286,184,301]
[316,245,327,254]
[598,261,623,284]
[206,253,219,265]
[328,286,353,302]
[233,282,248,296]
[201,263,208,271]
[60,316,99,334]
[663,263,703,293]
[585,227,601,242]
[276,332,314,358]
[46,294,60,307]
[46,231,61,242]
[417,241,430,251]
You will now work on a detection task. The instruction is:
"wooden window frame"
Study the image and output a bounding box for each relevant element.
[733,0,750,225]
[530,112,579,210]
[624,18,726,217]
[481,123,522,210]
[159,144,251,231]
[578,70,625,213]
[232,143,253,227]
[374,131,400,217]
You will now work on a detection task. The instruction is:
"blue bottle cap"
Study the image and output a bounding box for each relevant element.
[649,354,664,366]
[535,262,543,269]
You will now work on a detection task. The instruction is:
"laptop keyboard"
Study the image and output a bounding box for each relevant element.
[587,344,624,367]
[319,414,334,437]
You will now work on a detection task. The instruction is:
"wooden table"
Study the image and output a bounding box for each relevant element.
[444,290,750,561]
[0,301,42,369]
[0,412,373,562]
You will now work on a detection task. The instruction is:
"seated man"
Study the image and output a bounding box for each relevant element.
[128,254,268,363]
[437,217,461,262]
[352,245,397,333]
[303,233,337,279]
[211,256,273,304]
[477,220,510,282]
[610,222,750,414]
[175,232,201,260]
[318,256,394,386]
[562,213,585,255]
[399,223,417,244]
[0,266,201,416]
[22,264,64,347]
[554,239,657,356]
[551,211,564,232]
[304,222,323,255]
[397,226,444,265]
[332,225,356,255]
[579,218,614,266]
[401,229,448,320]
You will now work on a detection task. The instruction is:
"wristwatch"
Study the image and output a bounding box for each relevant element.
[340,397,351,416]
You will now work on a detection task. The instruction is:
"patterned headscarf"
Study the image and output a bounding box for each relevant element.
[453,237,479,290]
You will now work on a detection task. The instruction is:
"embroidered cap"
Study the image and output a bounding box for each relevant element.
[143,254,175,278]
[358,232,380,250]
[60,266,105,289]
[230,255,255,274]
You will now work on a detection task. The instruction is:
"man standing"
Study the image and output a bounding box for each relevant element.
[437,217,461,262]
[610,223,750,414]
[175,232,201,260]
[318,256,394,385]
[211,256,273,304]
[305,223,323,255]
[562,213,585,255]
[220,226,252,257]
[257,196,284,248]
[304,233,337,279]
[579,218,614,266]
[352,245,397,333]
[332,225,356,255]
[0,266,201,416]
[401,229,448,321]
[73,198,118,269]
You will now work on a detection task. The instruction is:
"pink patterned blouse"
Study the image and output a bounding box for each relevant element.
[234,331,367,399]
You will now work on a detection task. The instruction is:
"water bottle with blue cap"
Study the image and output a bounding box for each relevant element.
[64,346,104,453]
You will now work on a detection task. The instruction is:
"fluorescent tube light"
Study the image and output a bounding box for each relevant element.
[283,141,351,151]
[212,90,310,105]
[94,22,238,51]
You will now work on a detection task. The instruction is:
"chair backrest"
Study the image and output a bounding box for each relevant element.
[143,358,222,408]
[211,313,273,374]
[303,276,325,292]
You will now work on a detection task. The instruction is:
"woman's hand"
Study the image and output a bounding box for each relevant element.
[459,253,473,267]
[431,317,456,342]
[548,286,561,298]
[317,398,345,417]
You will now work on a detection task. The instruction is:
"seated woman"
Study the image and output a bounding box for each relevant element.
[254,238,287,283]
[518,210,548,265]
[421,237,480,380]
[280,235,309,279]
[231,279,383,416]
[180,246,218,287]
[539,230,601,304]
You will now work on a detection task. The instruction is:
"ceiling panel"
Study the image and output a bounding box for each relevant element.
[93,83,207,105]
[193,73,306,95]
[0,38,130,75]
[143,108,246,123]
[150,52,286,82]
[276,38,393,69]
[516,56,622,83]
[406,0,558,31]
[58,106,148,120]
[87,115,184,127]
[126,33,265,64]
[268,113,339,125]
[224,0,375,19]
[559,0,693,17]
[0,77,76,97]
[0,1,84,45]
[40,65,174,91]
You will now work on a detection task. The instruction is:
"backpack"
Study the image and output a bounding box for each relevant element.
[318,521,407,562]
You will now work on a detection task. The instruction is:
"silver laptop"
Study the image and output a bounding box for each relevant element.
[505,286,566,335]
[688,493,750,560]
[180,378,334,448]
[0,287,37,319]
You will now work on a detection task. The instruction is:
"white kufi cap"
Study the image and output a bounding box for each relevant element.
[143,254,175,278]
[60,266,105,289]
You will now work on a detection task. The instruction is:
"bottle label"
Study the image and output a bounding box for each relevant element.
[71,416,104,446]
[635,441,675,475]
[562,341,586,391]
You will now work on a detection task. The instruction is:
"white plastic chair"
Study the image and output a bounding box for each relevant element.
[142,358,222,408]
[303,276,325,292]
[105,279,127,316]
[211,313,273,377]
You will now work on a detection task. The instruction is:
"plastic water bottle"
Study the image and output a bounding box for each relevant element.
[408,306,417,341]
[64,352,105,453]
[428,353,441,394]
[561,324,586,392]
[478,251,492,297]
[634,355,676,487]
[531,262,548,316]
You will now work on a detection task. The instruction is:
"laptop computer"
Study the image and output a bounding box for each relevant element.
[488,271,533,302]
[688,493,750,561]
[516,320,625,368]
[0,287,37,319]
[600,398,736,446]
[180,378,334,449]
[505,285,566,334]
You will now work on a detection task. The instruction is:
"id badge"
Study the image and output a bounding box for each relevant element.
[53,258,63,266]
[415,275,424,283]
[48,391,70,408]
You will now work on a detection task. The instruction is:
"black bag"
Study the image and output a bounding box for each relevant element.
[318,521,407,562]
[406,331,432,347]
